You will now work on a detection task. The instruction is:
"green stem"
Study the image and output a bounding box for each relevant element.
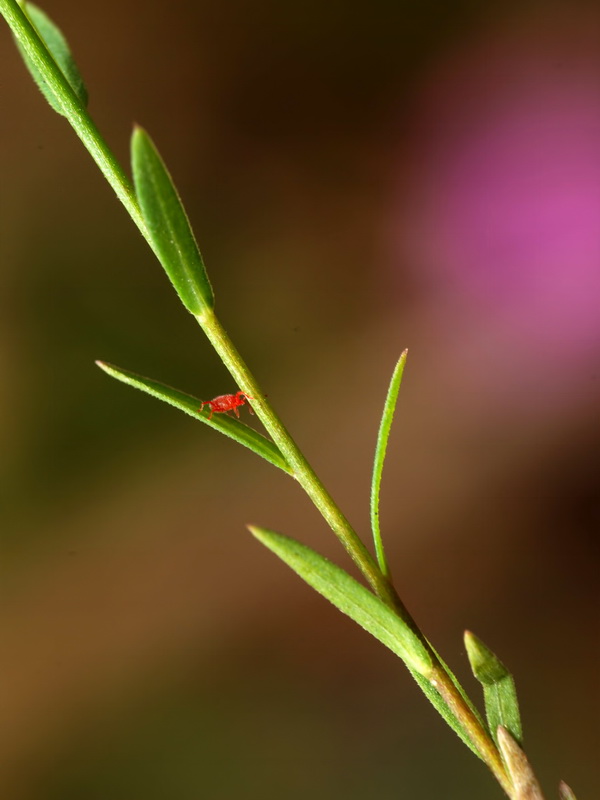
[1,0,400,612]
[198,309,403,606]
[198,314,516,797]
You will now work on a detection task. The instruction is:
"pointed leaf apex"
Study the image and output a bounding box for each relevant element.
[464,630,508,684]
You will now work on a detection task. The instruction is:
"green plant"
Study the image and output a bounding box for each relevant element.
[0,3,580,797]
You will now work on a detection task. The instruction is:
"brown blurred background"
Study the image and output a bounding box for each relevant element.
[1,1,599,797]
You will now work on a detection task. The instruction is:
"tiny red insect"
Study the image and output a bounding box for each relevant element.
[198,390,255,420]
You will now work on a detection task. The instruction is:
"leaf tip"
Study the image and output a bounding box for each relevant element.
[395,349,408,371]
[559,780,577,800]
[130,125,149,160]
[95,360,118,379]
[464,629,506,682]
[247,524,269,545]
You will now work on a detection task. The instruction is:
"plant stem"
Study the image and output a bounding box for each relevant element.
[1,6,521,792]
[198,310,403,604]
[198,311,517,798]
[2,0,414,621]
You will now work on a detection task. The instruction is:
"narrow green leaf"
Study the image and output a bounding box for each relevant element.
[250,525,433,676]
[95,361,291,475]
[370,350,408,578]
[14,1,88,114]
[497,727,545,800]
[250,526,489,756]
[131,127,214,315]
[558,780,577,800]
[465,631,523,746]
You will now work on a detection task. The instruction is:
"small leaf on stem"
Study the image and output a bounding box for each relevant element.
[370,350,408,577]
[497,726,545,800]
[95,361,291,475]
[465,630,523,745]
[249,525,433,677]
[131,126,214,315]
[14,1,88,114]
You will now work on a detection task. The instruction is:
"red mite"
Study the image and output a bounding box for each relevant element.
[199,391,255,420]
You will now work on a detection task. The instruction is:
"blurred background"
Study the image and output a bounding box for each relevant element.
[1,1,599,797]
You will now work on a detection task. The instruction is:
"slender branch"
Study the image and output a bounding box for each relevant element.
[0,6,533,795]
[198,310,406,607]
[2,0,413,620]
[196,316,517,799]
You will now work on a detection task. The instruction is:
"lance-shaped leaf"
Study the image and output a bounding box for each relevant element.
[13,1,88,114]
[370,350,407,577]
[96,361,291,475]
[131,126,214,315]
[465,630,523,745]
[250,526,491,756]
[250,526,433,675]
